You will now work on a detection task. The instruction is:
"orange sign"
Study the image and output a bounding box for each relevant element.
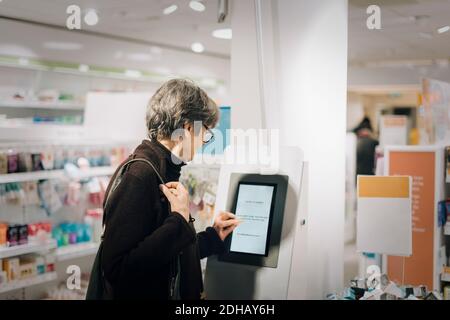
[387,151,435,289]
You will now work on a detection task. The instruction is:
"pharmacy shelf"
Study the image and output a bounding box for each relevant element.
[0,166,116,184]
[0,272,57,294]
[442,273,450,282]
[0,240,57,259]
[0,124,85,141]
[0,101,84,111]
[56,242,99,262]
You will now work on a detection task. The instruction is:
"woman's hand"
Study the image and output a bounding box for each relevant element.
[160,182,190,222]
[213,212,240,242]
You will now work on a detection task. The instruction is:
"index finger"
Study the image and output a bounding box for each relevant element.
[219,211,237,220]
[165,182,180,189]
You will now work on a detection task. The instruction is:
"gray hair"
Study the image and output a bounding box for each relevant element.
[146,79,219,140]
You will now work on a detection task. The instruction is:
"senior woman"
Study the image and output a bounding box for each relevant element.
[100,79,239,300]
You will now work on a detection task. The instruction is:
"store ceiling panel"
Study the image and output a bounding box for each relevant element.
[349,0,450,64]
[0,0,231,57]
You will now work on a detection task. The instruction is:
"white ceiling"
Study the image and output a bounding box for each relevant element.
[0,0,449,64]
[0,0,231,57]
[349,0,450,64]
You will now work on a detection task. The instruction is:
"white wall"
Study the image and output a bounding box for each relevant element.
[231,0,347,298]
[229,1,263,130]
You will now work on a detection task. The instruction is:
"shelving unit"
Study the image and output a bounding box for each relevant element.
[56,242,99,262]
[0,101,85,111]
[0,272,57,294]
[0,166,116,184]
[441,273,450,282]
[0,240,57,259]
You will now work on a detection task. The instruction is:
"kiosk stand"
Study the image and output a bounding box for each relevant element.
[204,146,309,299]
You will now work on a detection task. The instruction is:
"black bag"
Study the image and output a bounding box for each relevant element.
[85,157,180,300]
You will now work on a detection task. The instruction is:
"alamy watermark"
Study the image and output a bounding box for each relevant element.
[366,5,381,30]
[66,5,99,30]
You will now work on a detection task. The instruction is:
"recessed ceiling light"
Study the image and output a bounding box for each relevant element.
[437,25,450,34]
[78,64,89,72]
[189,1,206,12]
[84,9,99,26]
[43,42,83,50]
[191,42,205,53]
[212,28,232,40]
[163,4,178,15]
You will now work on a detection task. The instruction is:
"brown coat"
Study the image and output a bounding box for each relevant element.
[101,140,224,299]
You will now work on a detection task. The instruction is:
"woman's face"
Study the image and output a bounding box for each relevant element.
[179,122,209,162]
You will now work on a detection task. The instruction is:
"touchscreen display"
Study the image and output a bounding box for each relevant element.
[229,183,275,256]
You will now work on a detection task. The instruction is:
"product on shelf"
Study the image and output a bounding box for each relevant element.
[44,253,55,273]
[27,221,52,244]
[0,143,130,175]
[7,149,18,174]
[3,257,20,281]
[19,260,36,279]
[0,223,7,247]
[35,256,45,275]
[18,152,33,172]
[18,224,28,245]
[0,221,52,248]
[52,222,92,247]
[0,270,6,285]
[85,209,103,243]
[7,225,19,247]
[0,253,55,285]
[0,152,8,174]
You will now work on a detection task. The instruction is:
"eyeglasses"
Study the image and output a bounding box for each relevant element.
[202,125,215,144]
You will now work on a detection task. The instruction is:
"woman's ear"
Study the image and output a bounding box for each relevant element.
[184,123,193,132]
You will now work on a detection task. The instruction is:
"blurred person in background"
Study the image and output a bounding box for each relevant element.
[353,117,379,176]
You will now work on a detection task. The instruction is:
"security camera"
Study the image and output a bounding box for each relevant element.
[218,0,228,23]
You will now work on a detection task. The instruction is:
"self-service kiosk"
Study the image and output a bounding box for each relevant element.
[204,146,308,299]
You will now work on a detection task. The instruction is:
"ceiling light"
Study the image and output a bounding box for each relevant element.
[43,42,83,50]
[18,58,29,66]
[191,42,205,53]
[84,9,99,26]
[125,70,142,78]
[127,53,153,62]
[150,46,163,55]
[78,64,89,72]
[437,25,450,34]
[189,1,206,12]
[212,28,232,40]
[163,4,178,15]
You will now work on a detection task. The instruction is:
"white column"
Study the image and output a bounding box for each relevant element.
[231,0,348,298]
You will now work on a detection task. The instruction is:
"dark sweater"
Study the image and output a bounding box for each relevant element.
[101,139,224,300]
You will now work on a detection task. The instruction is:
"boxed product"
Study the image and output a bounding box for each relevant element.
[44,254,55,273]
[7,224,19,247]
[0,223,7,247]
[19,262,36,279]
[0,271,7,285]
[35,256,45,275]
[3,258,20,281]
[19,255,37,279]
[18,224,28,245]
